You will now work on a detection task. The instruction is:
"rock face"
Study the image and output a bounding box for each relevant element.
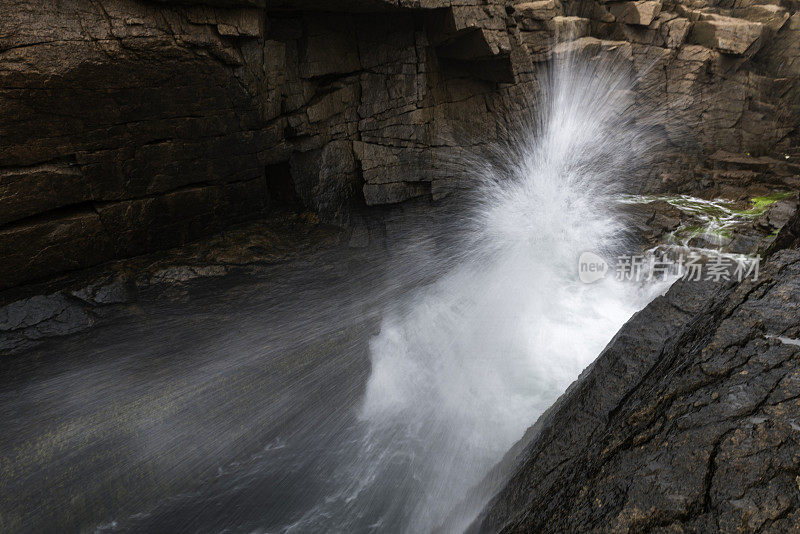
[608,1,662,26]
[690,14,765,55]
[477,239,800,531]
[2,0,800,289]
[0,216,344,356]
[769,201,800,253]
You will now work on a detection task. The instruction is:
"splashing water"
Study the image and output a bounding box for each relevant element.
[621,192,795,250]
[0,50,678,534]
[286,51,675,532]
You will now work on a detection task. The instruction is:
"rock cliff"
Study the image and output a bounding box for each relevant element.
[476,215,800,532]
[2,0,800,289]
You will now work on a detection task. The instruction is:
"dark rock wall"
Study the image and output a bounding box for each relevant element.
[1,1,271,288]
[2,0,800,289]
[477,241,800,533]
[0,0,531,288]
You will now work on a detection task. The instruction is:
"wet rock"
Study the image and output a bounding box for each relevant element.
[687,232,731,249]
[768,203,800,253]
[348,225,371,248]
[478,237,800,533]
[0,294,94,354]
[0,164,88,226]
[0,273,139,355]
[728,232,762,254]
[70,275,135,306]
[148,266,230,285]
[0,216,346,355]
[623,200,684,245]
[765,199,798,231]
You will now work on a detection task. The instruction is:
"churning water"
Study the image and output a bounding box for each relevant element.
[1,50,675,533]
[282,51,674,532]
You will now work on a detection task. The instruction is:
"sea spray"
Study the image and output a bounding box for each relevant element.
[286,45,676,533]
[0,40,693,534]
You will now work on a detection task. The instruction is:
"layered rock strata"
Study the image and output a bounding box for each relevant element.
[2,0,799,288]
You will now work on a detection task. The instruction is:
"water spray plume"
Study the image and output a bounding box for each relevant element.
[287,45,674,533]
[0,44,676,534]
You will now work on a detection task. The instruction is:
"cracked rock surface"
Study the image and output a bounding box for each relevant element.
[3,0,800,289]
[477,239,800,532]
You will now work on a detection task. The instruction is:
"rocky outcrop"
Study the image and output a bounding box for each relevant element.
[477,230,800,531]
[2,0,799,289]
[770,204,800,253]
[690,14,765,55]
[0,0,527,288]
[608,1,662,26]
[0,214,345,355]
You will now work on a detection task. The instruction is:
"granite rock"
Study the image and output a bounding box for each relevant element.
[2,0,800,289]
[478,222,800,533]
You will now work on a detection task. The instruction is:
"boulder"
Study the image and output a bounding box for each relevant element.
[690,15,765,55]
[608,0,662,26]
[515,0,563,22]
[550,16,591,40]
